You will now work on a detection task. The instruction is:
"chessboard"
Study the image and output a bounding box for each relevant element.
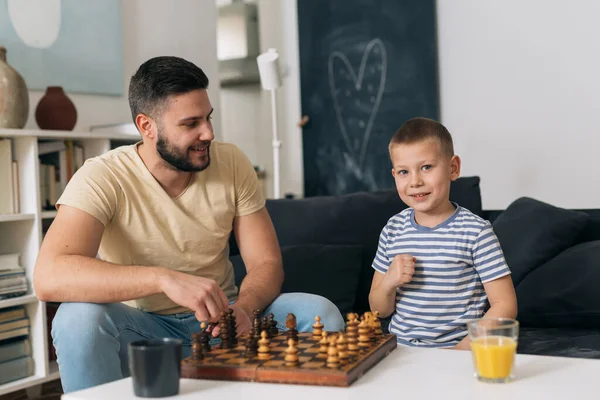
[181,311,397,387]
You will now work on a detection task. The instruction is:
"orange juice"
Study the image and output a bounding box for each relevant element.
[471,336,517,380]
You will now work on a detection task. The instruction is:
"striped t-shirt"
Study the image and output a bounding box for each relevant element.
[372,204,511,348]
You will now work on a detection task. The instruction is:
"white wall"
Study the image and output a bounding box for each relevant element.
[437,0,600,209]
[23,0,222,138]
[218,0,304,199]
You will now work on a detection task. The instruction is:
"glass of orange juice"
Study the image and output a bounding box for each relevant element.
[467,317,519,383]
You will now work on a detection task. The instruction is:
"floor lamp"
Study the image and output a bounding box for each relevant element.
[257,48,282,199]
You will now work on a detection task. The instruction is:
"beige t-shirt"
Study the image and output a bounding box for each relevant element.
[56,141,265,314]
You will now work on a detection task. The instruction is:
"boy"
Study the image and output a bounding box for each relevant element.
[369,117,517,349]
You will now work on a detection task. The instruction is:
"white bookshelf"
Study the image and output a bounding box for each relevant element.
[0,128,139,396]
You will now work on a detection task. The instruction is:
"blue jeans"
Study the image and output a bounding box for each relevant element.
[51,293,345,393]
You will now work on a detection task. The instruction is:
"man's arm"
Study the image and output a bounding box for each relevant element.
[34,205,229,321]
[232,207,283,318]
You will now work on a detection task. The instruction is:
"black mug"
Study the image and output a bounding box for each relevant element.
[128,338,183,398]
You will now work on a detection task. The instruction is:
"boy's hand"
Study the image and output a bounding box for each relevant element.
[382,254,416,289]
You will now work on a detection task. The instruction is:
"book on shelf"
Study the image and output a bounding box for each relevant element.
[0,138,18,215]
[0,336,31,364]
[0,318,29,334]
[0,307,26,324]
[38,139,85,211]
[0,254,28,300]
[0,355,34,385]
[0,306,30,344]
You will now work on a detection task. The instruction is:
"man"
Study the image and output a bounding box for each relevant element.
[33,56,345,393]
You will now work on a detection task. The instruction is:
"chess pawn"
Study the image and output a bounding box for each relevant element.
[318,331,329,357]
[326,336,340,368]
[358,320,371,349]
[257,330,271,360]
[336,332,349,365]
[284,338,299,366]
[312,315,324,338]
[268,313,279,337]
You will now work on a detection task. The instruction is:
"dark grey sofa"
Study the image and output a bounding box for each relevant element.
[230,177,600,359]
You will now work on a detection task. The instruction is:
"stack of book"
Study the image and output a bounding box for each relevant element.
[0,254,27,300]
[0,306,33,384]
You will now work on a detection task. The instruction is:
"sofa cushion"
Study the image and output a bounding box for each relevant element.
[492,197,590,286]
[516,241,600,329]
[231,244,363,316]
[449,176,483,217]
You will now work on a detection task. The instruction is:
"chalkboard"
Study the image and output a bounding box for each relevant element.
[298,0,440,197]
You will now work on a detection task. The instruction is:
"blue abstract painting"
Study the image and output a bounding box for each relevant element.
[0,0,123,95]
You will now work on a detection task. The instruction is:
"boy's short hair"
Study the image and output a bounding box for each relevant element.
[389,117,454,158]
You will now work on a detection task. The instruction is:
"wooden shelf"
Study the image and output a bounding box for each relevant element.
[41,211,58,219]
[0,214,36,223]
[0,128,139,141]
[0,294,38,310]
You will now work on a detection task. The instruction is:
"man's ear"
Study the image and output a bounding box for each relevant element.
[450,155,461,181]
[135,113,157,140]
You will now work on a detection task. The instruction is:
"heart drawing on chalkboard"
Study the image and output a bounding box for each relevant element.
[328,38,387,170]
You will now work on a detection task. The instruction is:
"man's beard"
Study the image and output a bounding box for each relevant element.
[156,129,211,172]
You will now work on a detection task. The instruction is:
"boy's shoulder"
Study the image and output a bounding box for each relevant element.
[453,205,491,229]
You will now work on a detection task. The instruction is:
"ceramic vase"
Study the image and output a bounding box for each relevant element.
[35,86,77,130]
[0,46,29,129]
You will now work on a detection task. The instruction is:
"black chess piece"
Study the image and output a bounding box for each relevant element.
[191,333,204,361]
[268,313,278,337]
[228,308,238,346]
[262,316,270,338]
[252,309,262,338]
[199,324,211,353]
[219,311,231,349]
[244,334,259,358]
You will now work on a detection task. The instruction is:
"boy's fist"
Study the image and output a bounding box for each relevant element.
[384,254,416,288]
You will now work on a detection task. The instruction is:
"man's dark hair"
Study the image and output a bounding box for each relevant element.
[128,56,209,124]
[389,117,454,158]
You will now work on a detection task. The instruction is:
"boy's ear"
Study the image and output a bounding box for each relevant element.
[450,155,461,181]
[391,168,396,178]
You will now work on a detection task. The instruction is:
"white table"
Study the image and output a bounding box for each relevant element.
[62,347,597,399]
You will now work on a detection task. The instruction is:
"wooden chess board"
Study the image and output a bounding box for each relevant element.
[181,331,397,387]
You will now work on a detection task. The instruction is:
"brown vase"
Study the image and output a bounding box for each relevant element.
[0,46,29,129]
[35,86,77,130]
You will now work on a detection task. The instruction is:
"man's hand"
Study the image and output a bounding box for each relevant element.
[159,270,229,323]
[382,254,416,289]
[210,303,252,338]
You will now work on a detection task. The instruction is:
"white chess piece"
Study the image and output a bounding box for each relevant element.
[8,0,61,49]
